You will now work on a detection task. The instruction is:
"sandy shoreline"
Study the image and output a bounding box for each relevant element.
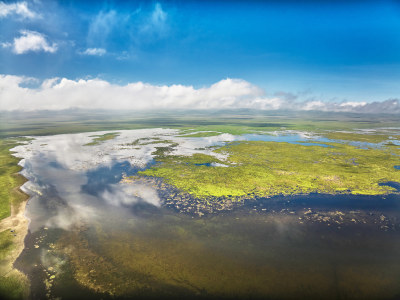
[0,170,30,296]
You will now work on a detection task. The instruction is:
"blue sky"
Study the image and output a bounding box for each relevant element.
[0,0,400,110]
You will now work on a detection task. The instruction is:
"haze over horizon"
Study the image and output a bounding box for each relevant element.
[1,0,400,113]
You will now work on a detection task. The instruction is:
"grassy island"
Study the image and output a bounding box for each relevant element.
[84,132,120,146]
[140,141,400,199]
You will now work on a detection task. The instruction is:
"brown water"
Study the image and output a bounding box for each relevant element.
[15,179,400,299]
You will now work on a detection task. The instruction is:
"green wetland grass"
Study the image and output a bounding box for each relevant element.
[141,141,400,198]
[0,140,28,220]
[1,110,400,299]
[84,132,120,146]
[0,139,29,299]
[322,132,400,144]
[2,110,400,138]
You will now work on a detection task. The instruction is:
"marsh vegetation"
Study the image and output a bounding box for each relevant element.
[1,111,400,299]
[0,140,30,299]
[141,140,400,199]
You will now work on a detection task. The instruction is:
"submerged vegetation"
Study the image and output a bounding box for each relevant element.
[53,208,400,299]
[140,141,400,199]
[1,111,400,299]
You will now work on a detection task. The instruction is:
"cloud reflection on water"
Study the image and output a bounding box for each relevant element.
[12,127,376,232]
[12,129,185,231]
[102,183,161,207]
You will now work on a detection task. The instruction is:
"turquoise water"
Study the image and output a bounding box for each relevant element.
[239,132,395,149]
[242,133,333,147]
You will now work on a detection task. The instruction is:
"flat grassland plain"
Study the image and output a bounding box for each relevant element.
[0,110,400,299]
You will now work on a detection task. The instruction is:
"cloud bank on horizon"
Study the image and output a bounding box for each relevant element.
[0,74,398,113]
[1,1,400,106]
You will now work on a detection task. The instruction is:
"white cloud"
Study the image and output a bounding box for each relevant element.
[139,2,168,37]
[87,10,117,47]
[0,74,398,113]
[0,1,39,19]
[84,3,167,53]
[150,2,167,30]
[81,47,106,56]
[12,30,57,54]
[0,41,12,48]
[339,101,367,107]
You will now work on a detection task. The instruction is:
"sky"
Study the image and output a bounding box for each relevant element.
[1,0,400,112]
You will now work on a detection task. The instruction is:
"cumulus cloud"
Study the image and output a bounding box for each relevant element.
[80,47,106,56]
[0,1,39,19]
[0,74,398,113]
[11,30,57,54]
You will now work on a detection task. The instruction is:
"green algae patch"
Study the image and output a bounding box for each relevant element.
[84,132,119,146]
[140,141,400,199]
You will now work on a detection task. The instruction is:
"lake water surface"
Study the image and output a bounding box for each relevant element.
[11,129,400,299]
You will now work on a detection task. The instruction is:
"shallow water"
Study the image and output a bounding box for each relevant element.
[238,132,394,149]
[241,133,333,147]
[11,129,400,299]
[16,192,400,299]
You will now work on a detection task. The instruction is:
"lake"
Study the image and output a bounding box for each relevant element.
[11,129,400,299]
